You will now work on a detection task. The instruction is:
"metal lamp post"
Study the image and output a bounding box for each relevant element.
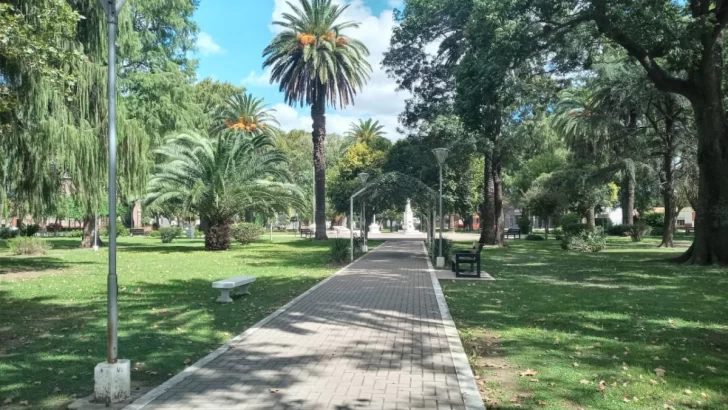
[94,0,131,404]
[359,173,369,253]
[432,148,449,268]
[350,173,369,262]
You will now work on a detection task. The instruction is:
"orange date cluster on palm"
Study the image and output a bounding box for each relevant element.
[224,119,266,131]
[297,33,317,46]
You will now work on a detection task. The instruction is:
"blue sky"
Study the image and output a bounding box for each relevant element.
[193,0,408,139]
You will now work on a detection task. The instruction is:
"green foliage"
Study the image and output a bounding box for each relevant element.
[563,223,590,236]
[68,229,83,238]
[8,236,51,255]
[629,222,652,243]
[561,228,607,253]
[328,238,350,264]
[230,223,265,246]
[560,213,582,229]
[526,234,545,241]
[148,230,161,238]
[159,227,179,244]
[18,224,40,237]
[640,211,665,228]
[429,239,453,265]
[104,221,129,238]
[346,119,387,144]
[517,218,533,235]
[0,227,18,239]
[607,225,632,237]
[194,229,204,239]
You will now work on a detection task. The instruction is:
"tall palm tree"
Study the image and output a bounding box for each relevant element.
[347,119,386,144]
[146,94,302,250]
[263,0,371,239]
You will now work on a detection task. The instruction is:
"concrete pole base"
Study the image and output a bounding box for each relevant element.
[436,257,445,268]
[361,245,368,253]
[94,359,130,404]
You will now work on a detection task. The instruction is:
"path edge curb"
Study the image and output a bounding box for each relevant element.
[423,242,487,410]
[123,243,383,410]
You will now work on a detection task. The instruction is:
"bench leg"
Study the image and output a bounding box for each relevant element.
[216,289,233,303]
[236,284,252,296]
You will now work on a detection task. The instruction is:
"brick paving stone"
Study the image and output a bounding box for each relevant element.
[136,241,471,410]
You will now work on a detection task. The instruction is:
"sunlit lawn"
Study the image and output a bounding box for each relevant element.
[0,236,373,409]
[444,236,728,410]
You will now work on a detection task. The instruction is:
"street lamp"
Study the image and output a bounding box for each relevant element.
[95,0,130,404]
[350,173,369,261]
[432,148,449,268]
[358,173,369,252]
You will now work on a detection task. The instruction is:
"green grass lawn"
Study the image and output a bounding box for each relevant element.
[443,236,728,410]
[0,236,374,409]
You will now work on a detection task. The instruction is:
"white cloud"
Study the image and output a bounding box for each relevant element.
[196,32,225,56]
[241,68,274,88]
[270,0,410,140]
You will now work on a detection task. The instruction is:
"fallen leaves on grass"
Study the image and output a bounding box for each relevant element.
[654,367,666,377]
[598,380,606,392]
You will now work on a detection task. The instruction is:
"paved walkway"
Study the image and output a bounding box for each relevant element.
[127,241,483,410]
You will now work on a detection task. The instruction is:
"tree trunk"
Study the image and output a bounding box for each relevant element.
[80,213,102,248]
[659,120,677,248]
[205,219,232,251]
[479,155,496,246]
[492,159,505,246]
[545,218,550,240]
[676,98,728,264]
[311,89,328,240]
[450,214,456,232]
[622,171,635,225]
[586,208,596,229]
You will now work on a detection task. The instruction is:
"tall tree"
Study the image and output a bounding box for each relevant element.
[346,119,386,144]
[263,0,371,239]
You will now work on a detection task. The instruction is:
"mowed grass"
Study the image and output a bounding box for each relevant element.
[443,236,728,410]
[0,236,368,409]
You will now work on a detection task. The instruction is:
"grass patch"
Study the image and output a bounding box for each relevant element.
[0,236,375,409]
[444,237,728,409]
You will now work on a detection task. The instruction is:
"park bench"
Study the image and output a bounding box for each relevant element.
[212,276,256,303]
[451,244,482,278]
[130,228,146,237]
[299,227,313,238]
[505,228,521,239]
[685,224,694,235]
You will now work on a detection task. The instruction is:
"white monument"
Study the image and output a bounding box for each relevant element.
[403,199,418,234]
[369,215,381,234]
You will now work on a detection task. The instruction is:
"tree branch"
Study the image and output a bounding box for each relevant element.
[590,3,699,101]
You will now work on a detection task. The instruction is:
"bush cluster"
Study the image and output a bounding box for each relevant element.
[563,223,590,235]
[526,234,545,241]
[68,230,83,237]
[159,227,180,243]
[630,222,652,242]
[104,221,129,238]
[0,227,18,239]
[230,223,264,245]
[561,227,607,253]
[640,211,665,228]
[19,224,40,237]
[607,224,632,236]
[328,238,350,264]
[559,213,582,229]
[517,218,533,235]
[149,230,161,238]
[8,237,52,255]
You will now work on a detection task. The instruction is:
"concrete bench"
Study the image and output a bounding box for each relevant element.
[212,276,256,303]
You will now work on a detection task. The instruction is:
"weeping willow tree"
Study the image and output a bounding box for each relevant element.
[1,0,149,247]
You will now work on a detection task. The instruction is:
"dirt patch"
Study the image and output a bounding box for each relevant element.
[0,268,71,281]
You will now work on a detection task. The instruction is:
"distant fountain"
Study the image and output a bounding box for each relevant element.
[403,199,418,234]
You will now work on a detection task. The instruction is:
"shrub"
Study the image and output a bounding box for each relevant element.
[194,229,204,238]
[328,238,350,264]
[630,222,652,242]
[8,236,52,255]
[0,227,18,239]
[563,223,590,235]
[46,223,63,232]
[607,224,632,236]
[159,227,179,243]
[651,226,664,237]
[526,234,545,241]
[641,211,665,228]
[230,223,264,245]
[19,224,40,237]
[68,229,83,237]
[149,230,161,238]
[518,217,533,235]
[561,227,607,253]
[104,221,129,238]
[559,213,582,229]
[430,239,453,265]
[596,218,613,229]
